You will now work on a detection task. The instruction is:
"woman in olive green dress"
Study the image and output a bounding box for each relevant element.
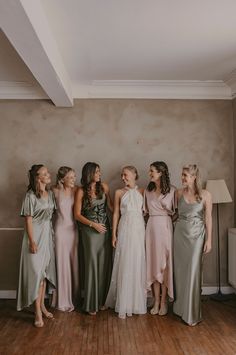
[17,165,57,327]
[74,162,113,315]
[173,164,212,326]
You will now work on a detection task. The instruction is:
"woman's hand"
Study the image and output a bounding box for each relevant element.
[92,222,107,234]
[29,240,37,254]
[112,235,117,248]
[203,240,212,254]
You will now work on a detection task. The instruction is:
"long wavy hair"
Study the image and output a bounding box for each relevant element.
[56,166,74,188]
[147,161,171,194]
[27,164,46,198]
[183,164,202,202]
[81,162,104,205]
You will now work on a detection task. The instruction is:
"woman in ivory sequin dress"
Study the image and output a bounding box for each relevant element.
[106,166,146,319]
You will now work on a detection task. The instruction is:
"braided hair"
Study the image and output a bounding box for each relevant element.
[56,166,74,188]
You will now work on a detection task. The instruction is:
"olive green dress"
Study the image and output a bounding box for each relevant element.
[79,194,112,313]
[173,196,205,325]
[17,190,57,311]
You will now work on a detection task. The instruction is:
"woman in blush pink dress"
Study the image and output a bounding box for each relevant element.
[52,167,79,312]
[145,161,175,316]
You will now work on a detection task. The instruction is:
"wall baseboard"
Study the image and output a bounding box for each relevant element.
[0,290,17,299]
[202,286,235,295]
[0,287,235,299]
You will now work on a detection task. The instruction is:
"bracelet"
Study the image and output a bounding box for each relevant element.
[89,222,93,228]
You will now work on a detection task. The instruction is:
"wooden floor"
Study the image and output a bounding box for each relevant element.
[0,297,236,355]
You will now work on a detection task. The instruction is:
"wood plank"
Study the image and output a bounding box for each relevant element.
[0,298,236,354]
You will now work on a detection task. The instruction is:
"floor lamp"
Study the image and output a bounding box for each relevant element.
[206,179,232,301]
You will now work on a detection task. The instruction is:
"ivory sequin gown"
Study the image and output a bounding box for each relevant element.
[105,187,146,318]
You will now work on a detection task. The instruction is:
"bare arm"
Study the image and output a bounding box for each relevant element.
[25,216,37,253]
[74,187,107,234]
[172,189,182,222]
[102,182,113,212]
[203,190,212,254]
[112,190,122,248]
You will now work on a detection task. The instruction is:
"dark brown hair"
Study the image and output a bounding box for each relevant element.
[81,162,104,205]
[27,164,45,198]
[147,161,171,194]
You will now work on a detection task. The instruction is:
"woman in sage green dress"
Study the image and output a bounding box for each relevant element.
[17,165,57,328]
[74,162,113,315]
[173,164,212,326]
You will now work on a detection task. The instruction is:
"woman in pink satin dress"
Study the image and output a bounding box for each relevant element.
[145,161,175,316]
[52,167,79,312]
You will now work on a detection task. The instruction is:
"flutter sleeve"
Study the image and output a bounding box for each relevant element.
[20,191,35,217]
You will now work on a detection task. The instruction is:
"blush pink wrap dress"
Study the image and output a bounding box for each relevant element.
[145,186,176,299]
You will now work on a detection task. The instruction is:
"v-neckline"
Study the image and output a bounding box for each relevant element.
[182,195,198,205]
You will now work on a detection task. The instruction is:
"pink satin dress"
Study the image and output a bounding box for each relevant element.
[53,188,79,311]
[145,186,176,299]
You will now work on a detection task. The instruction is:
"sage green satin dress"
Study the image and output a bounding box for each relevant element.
[173,196,205,325]
[79,194,112,313]
[17,190,57,311]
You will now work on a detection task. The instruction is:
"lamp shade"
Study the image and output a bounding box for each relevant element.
[206,179,232,204]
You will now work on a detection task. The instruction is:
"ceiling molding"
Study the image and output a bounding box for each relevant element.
[0,0,73,107]
[0,81,48,99]
[73,80,232,100]
[0,79,233,100]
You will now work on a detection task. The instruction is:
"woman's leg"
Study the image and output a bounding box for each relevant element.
[159,283,168,316]
[40,280,54,318]
[34,281,44,327]
[150,281,160,315]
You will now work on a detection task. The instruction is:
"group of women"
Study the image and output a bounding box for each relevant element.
[16,161,212,328]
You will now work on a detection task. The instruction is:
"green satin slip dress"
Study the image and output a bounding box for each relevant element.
[173,195,205,325]
[78,194,112,313]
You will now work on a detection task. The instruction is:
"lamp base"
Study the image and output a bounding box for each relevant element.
[210,290,233,302]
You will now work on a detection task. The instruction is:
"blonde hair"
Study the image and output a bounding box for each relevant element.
[56,166,74,188]
[183,164,202,202]
[122,166,139,180]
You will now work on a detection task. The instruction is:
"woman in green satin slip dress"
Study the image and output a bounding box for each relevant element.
[17,165,57,328]
[173,164,212,326]
[74,162,113,315]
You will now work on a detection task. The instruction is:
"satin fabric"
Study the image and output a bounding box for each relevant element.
[79,194,112,313]
[173,196,205,325]
[145,186,176,299]
[53,188,78,312]
[17,190,57,311]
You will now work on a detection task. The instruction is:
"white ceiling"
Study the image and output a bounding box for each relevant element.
[1,0,236,105]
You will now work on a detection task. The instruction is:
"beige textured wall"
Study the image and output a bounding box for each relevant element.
[0,99,234,291]
[233,98,236,224]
